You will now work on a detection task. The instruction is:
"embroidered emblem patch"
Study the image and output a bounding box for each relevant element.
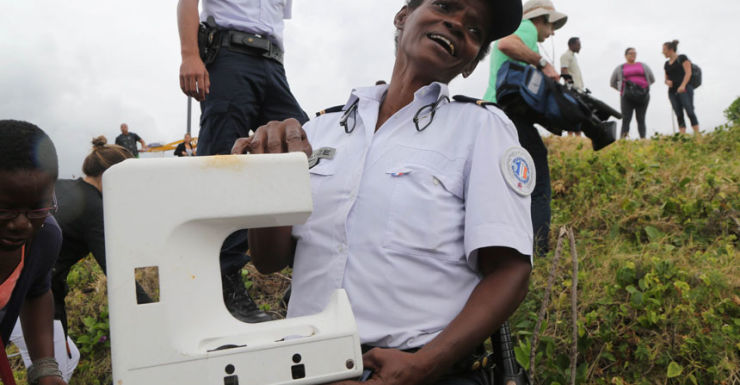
[500,147,536,196]
[308,147,336,169]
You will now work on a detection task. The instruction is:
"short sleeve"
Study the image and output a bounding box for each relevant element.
[514,20,539,52]
[27,217,62,298]
[678,54,689,64]
[463,108,534,270]
[134,133,142,142]
[560,52,572,68]
[284,0,292,19]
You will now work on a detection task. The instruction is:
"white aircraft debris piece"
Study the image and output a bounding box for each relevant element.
[103,153,363,384]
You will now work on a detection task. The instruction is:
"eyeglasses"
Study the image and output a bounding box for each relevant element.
[339,99,360,134]
[413,95,450,132]
[0,196,57,221]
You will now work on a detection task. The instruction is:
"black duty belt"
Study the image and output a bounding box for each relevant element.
[221,30,284,64]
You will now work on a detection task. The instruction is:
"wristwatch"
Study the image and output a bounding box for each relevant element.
[537,57,548,69]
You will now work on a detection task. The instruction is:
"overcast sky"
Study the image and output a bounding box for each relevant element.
[2,1,738,178]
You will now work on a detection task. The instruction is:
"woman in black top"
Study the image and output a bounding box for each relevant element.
[174,133,197,157]
[663,40,699,134]
[51,136,139,334]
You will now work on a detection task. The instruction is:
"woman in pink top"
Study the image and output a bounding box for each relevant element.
[610,47,655,138]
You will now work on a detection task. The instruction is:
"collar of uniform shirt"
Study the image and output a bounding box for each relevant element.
[344,82,450,113]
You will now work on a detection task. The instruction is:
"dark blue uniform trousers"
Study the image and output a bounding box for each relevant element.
[197,48,308,274]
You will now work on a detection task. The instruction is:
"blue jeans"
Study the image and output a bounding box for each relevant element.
[668,86,698,128]
[198,48,308,274]
[510,115,551,256]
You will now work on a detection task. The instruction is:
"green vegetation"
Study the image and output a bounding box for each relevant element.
[725,96,740,126]
[7,125,738,384]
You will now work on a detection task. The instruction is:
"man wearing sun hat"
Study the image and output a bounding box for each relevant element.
[484,0,568,257]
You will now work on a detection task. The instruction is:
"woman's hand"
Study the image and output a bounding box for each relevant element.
[665,79,673,88]
[677,84,687,93]
[231,118,311,158]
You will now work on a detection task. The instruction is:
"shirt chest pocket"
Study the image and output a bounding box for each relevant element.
[383,163,466,261]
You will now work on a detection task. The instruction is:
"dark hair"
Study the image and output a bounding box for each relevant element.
[82,136,133,177]
[403,0,493,63]
[0,120,58,179]
[568,37,580,46]
[663,40,679,52]
[624,47,635,55]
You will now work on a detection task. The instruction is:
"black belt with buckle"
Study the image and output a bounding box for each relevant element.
[221,30,284,64]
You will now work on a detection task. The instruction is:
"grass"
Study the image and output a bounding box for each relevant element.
[6,125,739,384]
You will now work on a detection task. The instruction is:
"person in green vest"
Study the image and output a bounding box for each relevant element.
[483,0,567,256]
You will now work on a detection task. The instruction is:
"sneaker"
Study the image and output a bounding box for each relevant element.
[222,270,272,323]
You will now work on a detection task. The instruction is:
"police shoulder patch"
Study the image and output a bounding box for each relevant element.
[499,146,536,196]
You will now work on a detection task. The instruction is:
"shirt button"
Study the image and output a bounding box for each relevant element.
[432,177,440,185]
[337,244,346,252]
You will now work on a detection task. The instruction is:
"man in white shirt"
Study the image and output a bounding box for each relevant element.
[560,37,583,90]
[560,37,583,137]
[177,0,308,323]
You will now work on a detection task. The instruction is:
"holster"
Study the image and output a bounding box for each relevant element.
[198,16,221,65]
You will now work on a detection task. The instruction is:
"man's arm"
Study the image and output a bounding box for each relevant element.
[498,34,559,80]
[335,248,531,385]
[137,136,147,150]
[20,290,67,385]
[178,0,210,101]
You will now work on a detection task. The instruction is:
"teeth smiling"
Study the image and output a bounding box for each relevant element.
[429,34,455,56]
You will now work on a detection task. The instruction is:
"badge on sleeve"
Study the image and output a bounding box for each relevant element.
[500,146,536,196]
[308,147,336,169]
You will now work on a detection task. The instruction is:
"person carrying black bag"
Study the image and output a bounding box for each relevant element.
[610,47,655,139]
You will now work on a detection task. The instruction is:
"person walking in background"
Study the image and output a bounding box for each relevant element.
[663,40,699,135]
[560,37,583,90]
[114,123,147,157]
[174,133,197,156]
[610,47,655,139]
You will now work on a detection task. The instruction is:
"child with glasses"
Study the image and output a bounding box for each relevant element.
[0,120,67,385]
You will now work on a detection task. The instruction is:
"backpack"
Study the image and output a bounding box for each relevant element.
[690,62,702,89]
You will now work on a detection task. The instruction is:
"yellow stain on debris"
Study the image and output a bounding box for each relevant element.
[201,155,247,171]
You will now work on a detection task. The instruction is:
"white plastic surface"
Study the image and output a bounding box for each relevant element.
[103,153,363,385]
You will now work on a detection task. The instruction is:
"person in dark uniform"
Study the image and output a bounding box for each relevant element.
[114,123,147,158]
[177,0,308,323]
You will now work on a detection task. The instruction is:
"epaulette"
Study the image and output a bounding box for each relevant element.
[452,95,502,110]
[315,105,344,117]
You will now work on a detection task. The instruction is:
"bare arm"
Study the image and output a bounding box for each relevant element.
[138,138,147,149]
[177,0,210,101]
[498,35,558,81]
[20,290,67,385]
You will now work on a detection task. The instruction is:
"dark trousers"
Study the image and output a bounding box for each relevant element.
[198,48,308,274]
[620,94,649,138]
[668,86,698,128]
[510,115,551,256]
